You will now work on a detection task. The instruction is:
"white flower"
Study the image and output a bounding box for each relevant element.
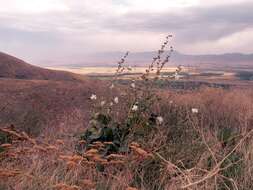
[132,105,138,111]
[114,97,119,104]
[131,83,136,88]
[100,101,106,106]
[110,84,114,89]
[110,102,114,106]
[156,116,164,125]
[127,66,132,71]
[174,73,180,80]
[90,94,97,100]
[169,100,173,104]
[192,108,199,113]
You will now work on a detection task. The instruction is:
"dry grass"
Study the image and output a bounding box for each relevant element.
[0,78,112,136]
[0,87,252,190]
[1,36,253,190]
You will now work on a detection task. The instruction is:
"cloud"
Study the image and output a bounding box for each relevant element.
[0,0,69,14]
[0,0,252,64]
[102,2,253,41]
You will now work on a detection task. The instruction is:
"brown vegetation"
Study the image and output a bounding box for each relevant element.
[0,87,252,190]
[0,52,85,81]
[0,78,111,136]
[1,37,253,190]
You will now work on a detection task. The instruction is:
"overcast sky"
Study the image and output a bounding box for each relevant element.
[0,0,253,65]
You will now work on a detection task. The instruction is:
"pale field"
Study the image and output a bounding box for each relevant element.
[46,66,179,75]
[46,66,238,81]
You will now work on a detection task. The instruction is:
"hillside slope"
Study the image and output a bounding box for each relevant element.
[0,78,109,136]
[0,52,84,81]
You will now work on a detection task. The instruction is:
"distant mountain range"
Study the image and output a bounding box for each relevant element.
[1,51,253,68]
[62,51,253,67]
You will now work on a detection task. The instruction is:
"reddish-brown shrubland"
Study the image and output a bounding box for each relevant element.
[1,36,253,190]
[0,87,252,190]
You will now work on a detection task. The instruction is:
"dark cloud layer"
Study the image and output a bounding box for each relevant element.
[0,1,252,64]
[103,2,253,42]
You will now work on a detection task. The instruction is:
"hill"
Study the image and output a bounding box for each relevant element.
[0,52,107,135]
[0,78,109,136]
[0,52,84,81]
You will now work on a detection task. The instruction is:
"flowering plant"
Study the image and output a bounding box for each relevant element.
[78,35,175,156]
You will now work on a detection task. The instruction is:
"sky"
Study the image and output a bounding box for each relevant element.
[0,0,253,65]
